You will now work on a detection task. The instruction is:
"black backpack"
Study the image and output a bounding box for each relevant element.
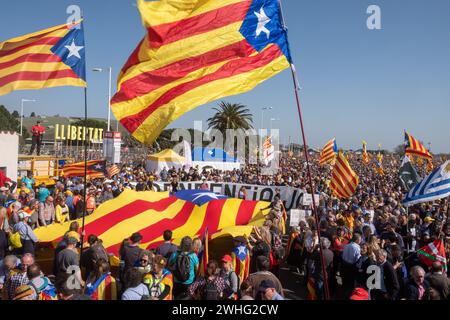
[170,252,191,283]
[202,279,219,300]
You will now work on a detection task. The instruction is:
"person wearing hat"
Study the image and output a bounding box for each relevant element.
[122,232,144,274]
[219,254,239,300]
[13,211,38,256]
[29,120,46,156]
[258,279,284,300]
[13,284,35,300]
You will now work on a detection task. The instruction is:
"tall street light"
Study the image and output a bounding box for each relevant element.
[260,107,272,130]
[93,67,113,132]
[270,117,280,131]
[20,99,36,136]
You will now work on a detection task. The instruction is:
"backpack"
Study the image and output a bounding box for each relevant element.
[169,252,191,283]
[202,279,219,300]
[223,271,240,300]
[30,278,58,301]
[271,232,285,260]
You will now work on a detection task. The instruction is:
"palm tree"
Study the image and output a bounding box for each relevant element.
[207,101,253,132]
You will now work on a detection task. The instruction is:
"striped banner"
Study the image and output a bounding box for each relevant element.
[319,138,337,166]
[34,189,269,258]
[405,132,432,160]
[0,20,86,96]
[330,152,359,199]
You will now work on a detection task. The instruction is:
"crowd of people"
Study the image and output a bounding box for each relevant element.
[0,150,449,300]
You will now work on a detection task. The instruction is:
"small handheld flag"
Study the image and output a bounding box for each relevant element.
[405,132,432,160]
[319,138,338,166]
[330,152,359,199]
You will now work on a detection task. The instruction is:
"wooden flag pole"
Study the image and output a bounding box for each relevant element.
[278,0,331,300]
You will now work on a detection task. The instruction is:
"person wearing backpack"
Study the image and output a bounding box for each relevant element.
[168,236,198,299]
[27,263,58,300]
[188,260,230,300]
[219,255,239,300]
[121,268,150,300]
[81,234,109,278]
[143,255,173,300]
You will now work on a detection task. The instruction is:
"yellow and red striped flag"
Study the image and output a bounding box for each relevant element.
[319,138,337,166]
[405,132,432,160]
[107,164,120,178]
[111,0,293,144]
[197,227,209,277]
[0,20,86,96]
[330,152,359,199]
[362,140,370,165]
[34,189,269,261]
[62,160,107,178]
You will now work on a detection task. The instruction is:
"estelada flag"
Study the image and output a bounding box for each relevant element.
[0,20,86,96]
[34,189,269,262]
[112,0,293,144]
[62,160,107,178]
[405,132,432,160]
[197,227,209,277]
[417,239,447,271]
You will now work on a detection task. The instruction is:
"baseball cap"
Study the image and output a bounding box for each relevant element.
[221,255,232,263]
[349,287,369,300]
[424,216,435,223]
[258,280,276,292]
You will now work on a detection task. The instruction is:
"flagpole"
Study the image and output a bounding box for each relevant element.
[278,0,330,300]
[79,86,88,262]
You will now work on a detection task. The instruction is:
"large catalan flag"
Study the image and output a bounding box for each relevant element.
[62,160,107,178]
[112,0,292,144]
[330,152,359,199]
[34,189,269,261]
[0,21,86,96]
[319,138,338,166]
[405,132,432,160]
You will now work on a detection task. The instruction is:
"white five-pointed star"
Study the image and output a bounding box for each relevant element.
[65,40,84,59]
[191,192,224,202]
[254,7,271,39]
[237,246,247,256]
[94,164,103,170]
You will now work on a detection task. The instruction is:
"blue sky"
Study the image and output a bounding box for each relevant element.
[1,0,449,152]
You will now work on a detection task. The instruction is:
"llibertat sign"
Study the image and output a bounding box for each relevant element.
[153,181,308,211]
[54,124,104,143]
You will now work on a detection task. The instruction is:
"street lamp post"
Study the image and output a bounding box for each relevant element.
[270,117,280,131]
[93,67,113,132]
[20,99,36,136]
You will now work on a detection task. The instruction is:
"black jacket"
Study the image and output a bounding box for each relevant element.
[379,261,400,300]
[405,279,430,300]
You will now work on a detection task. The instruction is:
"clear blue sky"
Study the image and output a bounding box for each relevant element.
[1,0,449,152]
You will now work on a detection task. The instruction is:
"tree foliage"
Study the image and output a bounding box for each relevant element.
[207,101,253,133]
[0,105,30,139]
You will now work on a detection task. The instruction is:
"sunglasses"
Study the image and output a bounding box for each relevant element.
[140,259,148,263]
